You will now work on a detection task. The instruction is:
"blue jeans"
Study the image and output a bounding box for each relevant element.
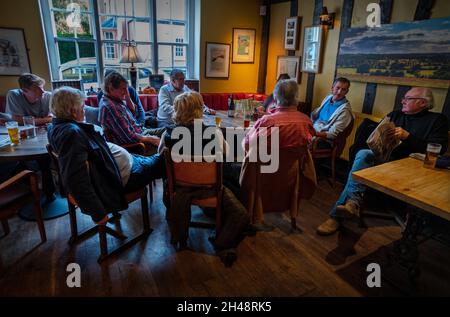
[330,149,375,218]
[124,154,165,192]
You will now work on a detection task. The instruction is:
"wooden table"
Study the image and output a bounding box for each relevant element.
[0,127,68,221]
[0,127,50,162]
[353,157,450,221]
[353,157,450,280]
[203,110,256,129]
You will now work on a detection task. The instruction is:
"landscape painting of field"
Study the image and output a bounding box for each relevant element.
[336,17,450,88]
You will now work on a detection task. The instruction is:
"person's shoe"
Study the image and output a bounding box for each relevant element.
[316,218,340,236]
[336,200,360,219]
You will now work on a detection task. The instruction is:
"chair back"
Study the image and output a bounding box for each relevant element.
[163,149,222,191]
[334,116,354,158]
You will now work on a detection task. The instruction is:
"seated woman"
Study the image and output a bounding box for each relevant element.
[158,91,252,265]
[47,86,165,225]
[257,73,291,114]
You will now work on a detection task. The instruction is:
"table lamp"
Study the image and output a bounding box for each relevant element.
[120,41,143,89]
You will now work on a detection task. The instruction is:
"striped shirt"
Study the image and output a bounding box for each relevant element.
[99,95,143,145]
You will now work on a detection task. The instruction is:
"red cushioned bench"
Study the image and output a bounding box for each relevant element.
[85,93,267,112]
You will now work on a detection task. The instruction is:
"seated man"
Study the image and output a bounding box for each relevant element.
[99,72,164,148]
[316,87,449,236]
[48,86,165,224]
[97,69,146,126]
[157,68,214,128]
[5,73,52,125]
[310,77,353,144]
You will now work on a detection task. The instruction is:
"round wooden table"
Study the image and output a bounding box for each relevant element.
[0,127,68,221]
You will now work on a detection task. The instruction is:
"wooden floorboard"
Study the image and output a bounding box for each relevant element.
[1,178,450,296]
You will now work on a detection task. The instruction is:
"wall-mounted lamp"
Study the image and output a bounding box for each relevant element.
[120,41,143,89]
[319,6,335,29]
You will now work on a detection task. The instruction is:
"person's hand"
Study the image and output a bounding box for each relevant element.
[94,214,109,225]
[394,127,409,140]
[143,135,161,147]
[207,108,216,115]
[256,106,266,115]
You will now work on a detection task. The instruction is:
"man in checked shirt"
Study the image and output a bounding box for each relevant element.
[99,72,164,150]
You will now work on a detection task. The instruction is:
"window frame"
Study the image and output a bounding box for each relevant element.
[39,0,196,89]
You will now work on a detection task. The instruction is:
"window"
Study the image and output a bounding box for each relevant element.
[104,32,116,59]
[40,0,196,91]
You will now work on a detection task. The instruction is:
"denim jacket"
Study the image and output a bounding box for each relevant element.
[48,118,128,222]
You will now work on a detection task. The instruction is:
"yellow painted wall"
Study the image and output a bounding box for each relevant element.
[266,0,450,117]
[200,0,262,93]
[0,0,51,95]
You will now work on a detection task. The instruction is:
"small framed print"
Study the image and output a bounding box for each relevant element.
[0,27,31,76]
[277,55,301,83]
[301,26,323,73]
[284,16,301,50]
[205,42,231,79]
[232,28,256,63]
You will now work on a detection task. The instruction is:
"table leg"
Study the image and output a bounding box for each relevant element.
[389,207,424,282]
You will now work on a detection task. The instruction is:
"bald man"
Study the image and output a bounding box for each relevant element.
[317,87,449,236]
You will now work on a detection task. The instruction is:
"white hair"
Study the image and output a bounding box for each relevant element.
[50,86,86,119]
[273,79,298,107]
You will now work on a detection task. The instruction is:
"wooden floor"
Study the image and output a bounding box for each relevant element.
[1,178,450,297]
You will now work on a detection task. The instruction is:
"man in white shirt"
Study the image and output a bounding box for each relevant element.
[157,69,214,127]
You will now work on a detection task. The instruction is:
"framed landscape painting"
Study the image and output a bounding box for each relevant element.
[336,17,450,88]
[205,42,230,79]
[232,28,255,63]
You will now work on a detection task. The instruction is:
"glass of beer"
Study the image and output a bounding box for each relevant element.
[243,119,250,129]
[23,115,36,138]
[214,116,222,127]
[6,121,20,146]
[423,143,442,169]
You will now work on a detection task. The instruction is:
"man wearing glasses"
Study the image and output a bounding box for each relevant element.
[157,68,215,128]
[316,87,448,236]
[5,73,52,126]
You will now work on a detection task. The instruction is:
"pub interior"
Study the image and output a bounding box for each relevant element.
[0,0,450,298]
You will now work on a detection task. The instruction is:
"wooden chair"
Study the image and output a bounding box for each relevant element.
[311,117,354,185]
[46,144,152,263]
[163,148,223,238]
[0,170,46,243]
[240,147,316,232]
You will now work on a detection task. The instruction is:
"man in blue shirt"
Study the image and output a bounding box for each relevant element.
[310,77,353,141]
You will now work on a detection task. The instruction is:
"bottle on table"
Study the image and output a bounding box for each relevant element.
[228,94,235,118]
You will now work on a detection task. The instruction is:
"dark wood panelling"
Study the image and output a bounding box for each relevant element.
[288,0,298,57]
[304,0,322,109]
[362,83,377,114]
[394,86,411,111]
[442,88,450,124]
[257,0,271,94]
[380,0,393,24]
[414,0,436,20]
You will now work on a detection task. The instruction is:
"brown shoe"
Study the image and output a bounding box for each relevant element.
[336,200,360,218]
[316,218,340,236]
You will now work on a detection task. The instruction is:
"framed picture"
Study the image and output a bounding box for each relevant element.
[302,26,323,73]
[284,17,302,50]
[232,28,256,63]
[0,27,31,76]
[205,42,230,79]
[277,55,301,83]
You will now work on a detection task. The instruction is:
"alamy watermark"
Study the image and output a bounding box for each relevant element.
[169,119,280,173]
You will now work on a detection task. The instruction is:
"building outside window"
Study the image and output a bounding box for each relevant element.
[40,0,195,91]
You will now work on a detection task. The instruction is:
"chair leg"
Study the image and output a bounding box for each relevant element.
[30,193,47,242]
[98,224,108,262]
[1,220,10,236]
[331,157,336,187]
[141,191,151,234]
[290,217,302,234]
[68,202,78,245]
[149,184,154,204]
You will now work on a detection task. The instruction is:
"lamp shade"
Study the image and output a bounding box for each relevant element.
[120,42,143,64]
